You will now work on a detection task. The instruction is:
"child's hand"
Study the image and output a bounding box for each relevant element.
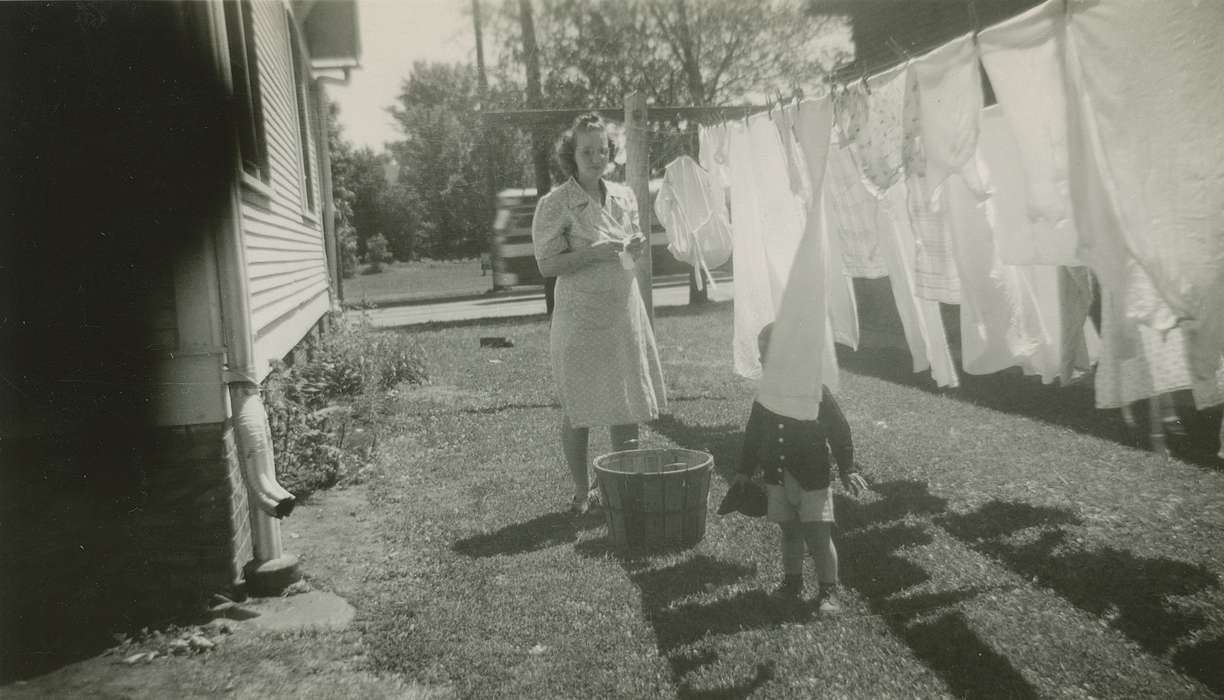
[841,472,868,497]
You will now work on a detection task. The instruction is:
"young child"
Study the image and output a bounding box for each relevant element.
[734,323,867,614]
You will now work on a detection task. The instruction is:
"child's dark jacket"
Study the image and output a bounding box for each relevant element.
[737,388,854,490]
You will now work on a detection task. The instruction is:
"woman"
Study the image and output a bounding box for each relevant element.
[531,113,668,514]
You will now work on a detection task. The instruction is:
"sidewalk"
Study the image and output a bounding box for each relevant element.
[343,271,732,310]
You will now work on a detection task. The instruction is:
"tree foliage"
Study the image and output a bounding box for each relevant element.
[491,0,852,109]
[387,61,531,260]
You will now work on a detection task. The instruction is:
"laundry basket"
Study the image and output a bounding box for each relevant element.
[593,448,713,551]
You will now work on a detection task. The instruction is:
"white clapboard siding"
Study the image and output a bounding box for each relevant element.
[241,0,330,381]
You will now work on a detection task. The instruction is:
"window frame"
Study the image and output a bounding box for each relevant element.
[222,0,270,186]
[286,11,317,217]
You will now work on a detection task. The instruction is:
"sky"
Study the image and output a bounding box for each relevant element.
[327,0,476,152]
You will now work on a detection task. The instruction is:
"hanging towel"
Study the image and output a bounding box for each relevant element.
[698,123,731,230]
[759,97,839,418]
[978,0,1081,266]
[654,155,733,291]
[1068,0,1224,357]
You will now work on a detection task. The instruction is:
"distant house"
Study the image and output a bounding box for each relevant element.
[1,0,359,680]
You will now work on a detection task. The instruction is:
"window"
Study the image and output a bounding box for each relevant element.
[287,13,316,214]
[223,0,268,182]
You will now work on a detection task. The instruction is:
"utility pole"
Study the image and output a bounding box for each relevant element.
[473,0,497,290]
[519,0,556,313]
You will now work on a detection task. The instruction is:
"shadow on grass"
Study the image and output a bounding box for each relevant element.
[650,414,745,481]
[621,554,783,699]
[837,345,1224,471]
[451,510,604,558]
[939,499,1223,694]
[835,480,1043,699]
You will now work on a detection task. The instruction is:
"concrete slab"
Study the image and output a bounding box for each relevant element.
[243,591,355,632]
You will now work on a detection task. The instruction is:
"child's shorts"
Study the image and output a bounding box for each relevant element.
[766,470,834,523]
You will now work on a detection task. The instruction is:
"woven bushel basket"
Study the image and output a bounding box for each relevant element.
[593,448,713,551]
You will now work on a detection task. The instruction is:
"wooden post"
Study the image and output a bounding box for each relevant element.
[624,91,653,323]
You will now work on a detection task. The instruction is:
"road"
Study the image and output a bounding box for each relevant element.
[361,277,734,328]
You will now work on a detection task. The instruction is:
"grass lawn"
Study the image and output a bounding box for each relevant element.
[342,259,493,306]
[339,302,1224,698]
[11,301,1222,699]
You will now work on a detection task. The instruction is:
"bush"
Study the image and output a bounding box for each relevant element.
[261,317,428,499]
[365,233,392,274]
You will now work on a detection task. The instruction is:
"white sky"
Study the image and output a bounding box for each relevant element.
[327,0,476,152]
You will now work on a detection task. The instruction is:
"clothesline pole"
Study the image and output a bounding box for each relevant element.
[624,90,654,324]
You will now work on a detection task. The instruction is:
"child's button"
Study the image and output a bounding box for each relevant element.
[777,437,784,443]
[777,423,784,430]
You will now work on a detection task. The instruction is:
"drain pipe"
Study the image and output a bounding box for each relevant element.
[205,2,299,596]
[218,205,301,596]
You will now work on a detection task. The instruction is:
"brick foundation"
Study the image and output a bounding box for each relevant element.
[0,422,251,681]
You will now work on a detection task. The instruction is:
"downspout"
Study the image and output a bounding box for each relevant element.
[205,1,299,595]
[312,77,342,308]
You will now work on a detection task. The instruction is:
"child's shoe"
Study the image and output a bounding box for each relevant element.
[772,575,804,601]
[816,585,841,616]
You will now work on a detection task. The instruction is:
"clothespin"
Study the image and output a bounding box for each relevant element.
[967,0,980,44]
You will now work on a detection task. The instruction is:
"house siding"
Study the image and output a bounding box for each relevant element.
[242,0,330,380]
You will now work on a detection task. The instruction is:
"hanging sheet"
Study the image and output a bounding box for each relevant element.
[1068,0,1224,382]
[978,105,1098,384]
[978,0,1081,266]
[759,98,839,418]
[795,100,859,351]
[728,114,806,379]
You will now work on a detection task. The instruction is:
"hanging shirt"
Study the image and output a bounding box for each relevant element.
[978,0,1081,266]
[1068,0,1224,403]
[654,155,733,290]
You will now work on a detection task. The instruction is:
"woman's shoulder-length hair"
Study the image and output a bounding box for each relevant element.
[555,112,618,179]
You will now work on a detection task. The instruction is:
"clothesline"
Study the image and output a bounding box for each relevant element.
[659,0,1224,439]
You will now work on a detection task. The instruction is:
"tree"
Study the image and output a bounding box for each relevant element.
[387,61,531,260]
[490,0,851,110]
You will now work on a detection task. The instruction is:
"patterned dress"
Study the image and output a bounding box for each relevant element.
[532,177,667,428]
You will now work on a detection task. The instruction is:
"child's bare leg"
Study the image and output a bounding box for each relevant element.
[780,522,806,577]
[803,523,838,585]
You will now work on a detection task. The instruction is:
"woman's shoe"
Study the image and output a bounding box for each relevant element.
[586,488,603,512]
[569,493,591,515]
